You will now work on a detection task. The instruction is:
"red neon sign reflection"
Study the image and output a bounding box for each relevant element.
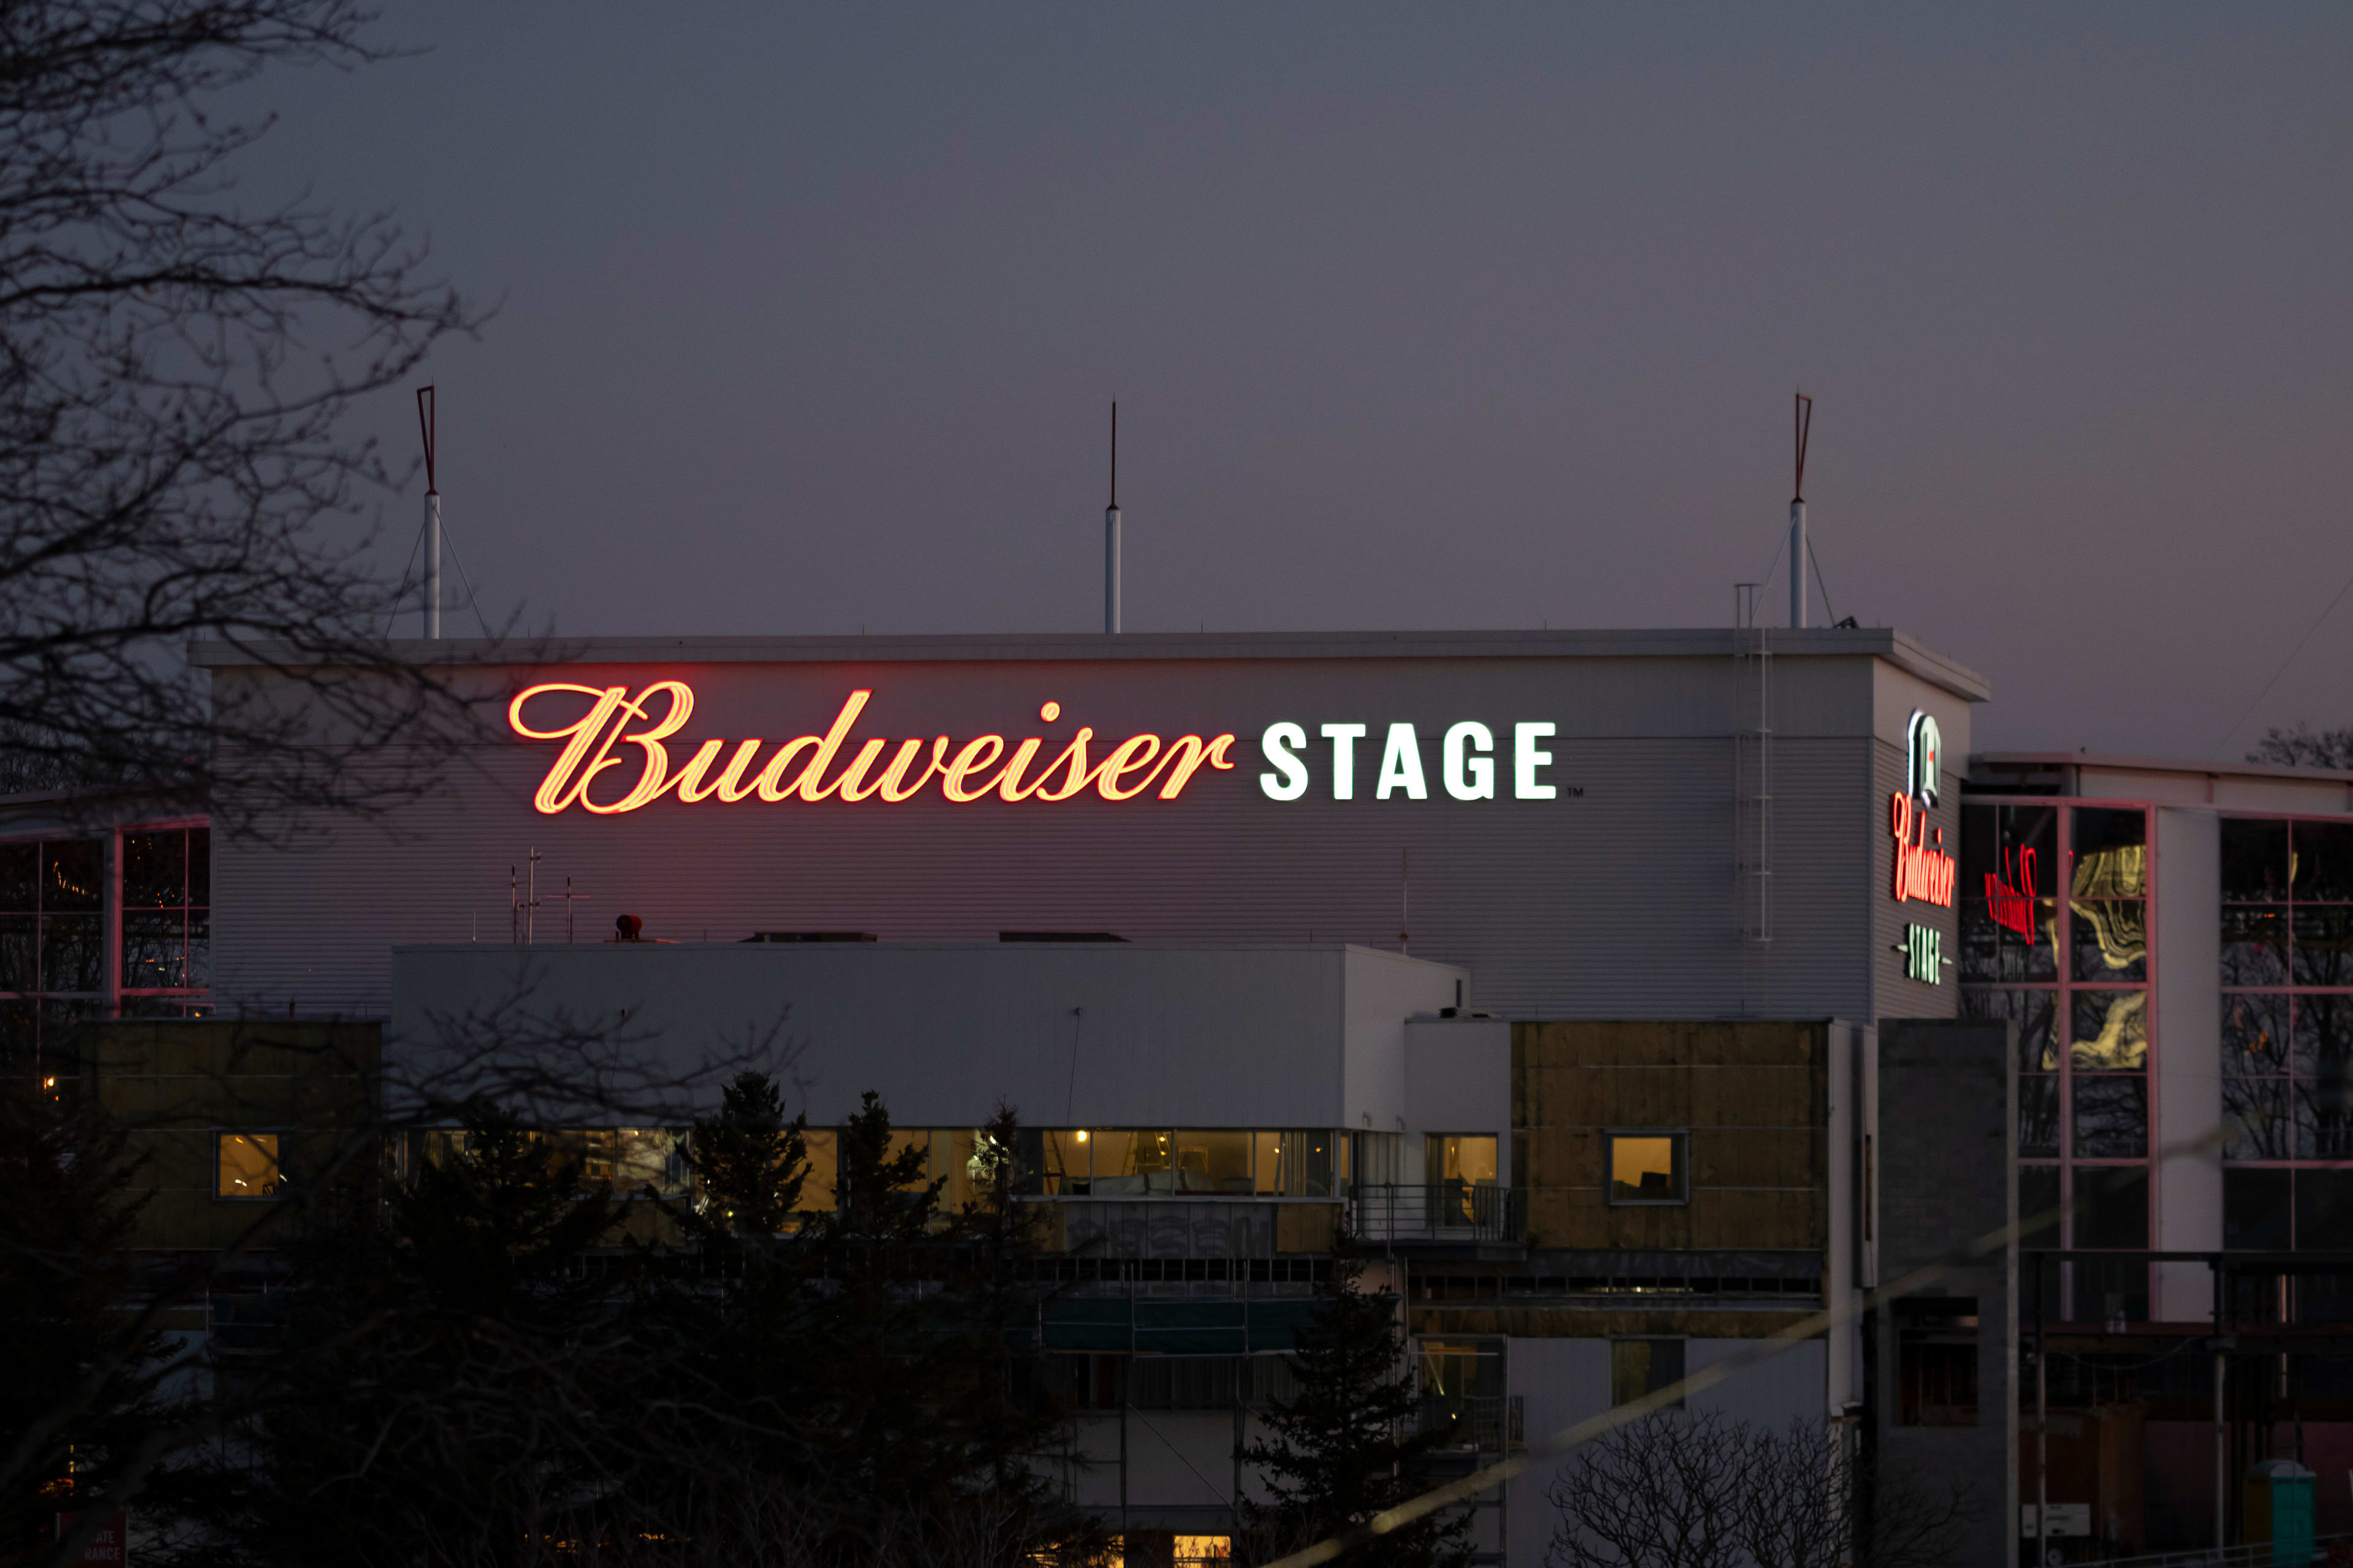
[1984,847,2038,939]
[507,684,1237,816]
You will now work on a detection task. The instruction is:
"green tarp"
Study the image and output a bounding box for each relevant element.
[1039,1297,1338,1354]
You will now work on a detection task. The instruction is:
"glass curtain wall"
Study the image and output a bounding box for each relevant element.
[2218,816,2353,1319]
[0,824,211,1067]
[1014,1127,1360,1198]
[1961,800,2151,1320]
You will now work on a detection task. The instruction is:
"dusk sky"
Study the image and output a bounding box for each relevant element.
[246,5,2348,759]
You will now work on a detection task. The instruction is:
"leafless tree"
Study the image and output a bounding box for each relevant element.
[1,0,492,835]
[1544,1410,1745,1568]
[1735,1420,1966,1568]
[1545,1412,1968,1568]
[2249,723,2353,771]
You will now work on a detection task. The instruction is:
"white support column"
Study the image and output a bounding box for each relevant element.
[1788,498,1807,629]
[2157,807,2223,1320]
[424,491,442,640]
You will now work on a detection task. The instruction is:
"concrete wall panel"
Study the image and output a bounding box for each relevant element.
[388,941,1457,1127]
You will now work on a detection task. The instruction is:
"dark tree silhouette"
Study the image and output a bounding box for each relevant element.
[1544,1411,1967,1568]
[1,0,487,831]
[0,1080,186,1566]
[1240,1241,1471,1568]
[2250,722,2353,771]
[199,1107,649,1568]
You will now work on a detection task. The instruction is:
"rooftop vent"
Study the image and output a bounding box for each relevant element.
[742,931,879,944]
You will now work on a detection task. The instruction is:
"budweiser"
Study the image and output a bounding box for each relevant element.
[509,683,1237,816]
[1889,790,1956,907]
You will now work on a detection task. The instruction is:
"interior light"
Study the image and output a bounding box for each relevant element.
[1075,1130,1089,1143]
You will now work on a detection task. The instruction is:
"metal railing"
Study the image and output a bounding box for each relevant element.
[1419,1394,1524,1453]
[2067,1532,2351,1568]
[1351,1183,1525,1244]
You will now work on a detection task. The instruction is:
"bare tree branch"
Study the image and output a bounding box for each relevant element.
[0,0,501,838]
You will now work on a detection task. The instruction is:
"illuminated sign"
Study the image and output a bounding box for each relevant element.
[1257,721,1563,801]
[509,684,1237,816]
[1890,792,1955,906]
[1906,710,1942,806]
[1890,710,1955,909]
[509,683,1577,816]
[1900,923,1945,985]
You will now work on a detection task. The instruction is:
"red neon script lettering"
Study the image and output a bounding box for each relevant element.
[508,683,1238,816]
[1889,792,1956,907]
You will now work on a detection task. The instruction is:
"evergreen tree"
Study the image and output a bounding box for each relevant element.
[213,1106,645,1568]
[679,1069,809,1244]
[788,1093,1086,1558]
[1241,1241,1470,1568]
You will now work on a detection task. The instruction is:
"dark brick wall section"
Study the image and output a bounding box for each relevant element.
[1875,1018,2017,1568]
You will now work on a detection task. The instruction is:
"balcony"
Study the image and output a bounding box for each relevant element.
[1417,1393,1525,1455]
[1350,1182,1526,1249]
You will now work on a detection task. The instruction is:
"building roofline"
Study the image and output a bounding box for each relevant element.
[1971,751,2353,785]
[192,626,1992,703]
[390,939,1468,965]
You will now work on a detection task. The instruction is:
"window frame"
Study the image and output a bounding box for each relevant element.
[1602,1127,1689,1206]
[1961,795,2155,1320]
[1607,1335,1686,1408]
[1009,1126,1357,1200]
[0,819,211,1066]
[215,1129,284,1202]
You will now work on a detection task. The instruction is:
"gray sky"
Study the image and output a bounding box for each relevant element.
[251,4,2349,759]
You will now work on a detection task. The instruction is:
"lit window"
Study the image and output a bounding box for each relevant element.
[1606,1131,1686,1205]
[1427,1134,1498,1184]
[1426,1134,1500,1223]
[1609,1338,1684,1407]
[1173,1537,1232,1566]
[545,1129,691,1197]
[218,1133,279,1199]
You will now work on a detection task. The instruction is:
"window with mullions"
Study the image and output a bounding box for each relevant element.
[0,826,211,1064]
[1012,1127,1353,1198]
[0,836,105,1064]
[2221,819,2353,1246]
[1962,801,2151,1320]
[121,827,209,1006]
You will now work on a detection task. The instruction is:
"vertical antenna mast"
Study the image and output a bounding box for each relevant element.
[417,385,441,639]
[1104,401,1121,635]
[1789,391,1813,629]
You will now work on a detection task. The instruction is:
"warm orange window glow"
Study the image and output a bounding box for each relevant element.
[507,683,1237,815]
